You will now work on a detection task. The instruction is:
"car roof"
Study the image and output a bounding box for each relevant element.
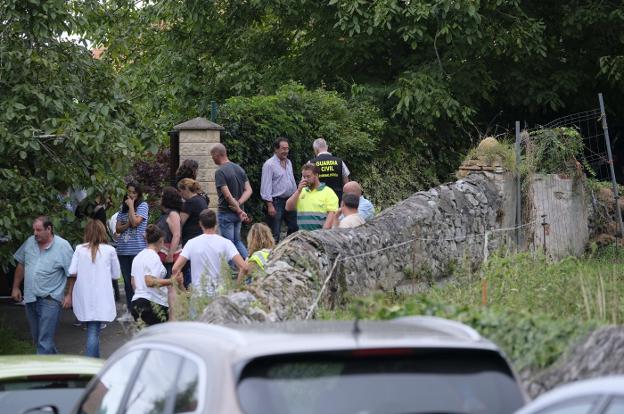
[133,316,500,361]
[515,376,624,414]
[0,355,103,380]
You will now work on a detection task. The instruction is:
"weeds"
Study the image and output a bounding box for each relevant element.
[319,246,622,372]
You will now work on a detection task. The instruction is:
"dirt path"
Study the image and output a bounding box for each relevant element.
[0,297,133,359]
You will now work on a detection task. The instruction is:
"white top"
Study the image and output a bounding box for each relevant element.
[339,213,365,229]
[180,233,239,295]
[68,244,121,322]
[131,249,168,307]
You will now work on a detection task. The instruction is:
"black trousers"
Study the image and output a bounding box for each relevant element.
[131,298,168,326]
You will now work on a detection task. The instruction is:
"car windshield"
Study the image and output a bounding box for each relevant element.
[238,348,524,414]
[0,375,92,413]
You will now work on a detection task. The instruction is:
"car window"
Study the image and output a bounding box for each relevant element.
[124,350,182,414]
[604,396,624,414]
[0,376,90,390]
[238,348,525,414]
[78,350,143,414]
[174,358,200,413]
[536,397,598,414]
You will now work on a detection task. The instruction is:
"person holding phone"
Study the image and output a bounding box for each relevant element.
[285,162,338,231]
[115,181,148,320]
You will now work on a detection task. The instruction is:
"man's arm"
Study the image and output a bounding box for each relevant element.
[260,162,274,210]
[238,181,253,206]
[11,263,24,302]
[63,276,76,309]
[171,255,189,287]
[220,185,244,215]
[323,211,337,230]
[286,179,307,212]
[342,161,350,184]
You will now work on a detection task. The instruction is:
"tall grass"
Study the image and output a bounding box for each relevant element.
[428,246,624,324]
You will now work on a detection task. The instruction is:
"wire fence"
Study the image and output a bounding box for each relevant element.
[516,94,623,257]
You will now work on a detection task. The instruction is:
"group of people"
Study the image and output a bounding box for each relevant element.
[10,137,374,357]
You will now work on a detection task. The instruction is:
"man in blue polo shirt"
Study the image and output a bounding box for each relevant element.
[11,216,73,354]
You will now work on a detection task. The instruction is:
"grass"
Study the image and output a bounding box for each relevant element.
[428,246,624,324]
[319,246,623,373]
[0,321,35,355]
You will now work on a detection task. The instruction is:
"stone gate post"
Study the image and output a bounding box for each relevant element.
[173,117,224,208]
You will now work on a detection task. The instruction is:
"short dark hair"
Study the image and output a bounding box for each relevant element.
[273,137,289,150]
[145,224,164,244]
[34,215,53,233]
[302,162,320,175]
[161,186,183,211]
[199,209,217,229]
[342,193,360,209]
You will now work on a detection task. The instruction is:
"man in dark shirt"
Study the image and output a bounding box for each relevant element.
[211,143,252,259]
[309,137,350,202]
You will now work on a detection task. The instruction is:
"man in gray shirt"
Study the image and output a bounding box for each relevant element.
[260,137,298,243]
[211,143,252,259]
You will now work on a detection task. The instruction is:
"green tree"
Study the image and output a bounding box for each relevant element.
[0,0,143,266]
[84,0,624,204]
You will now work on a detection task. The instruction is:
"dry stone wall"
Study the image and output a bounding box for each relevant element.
[526,326,624,398]
[201,172,512,323]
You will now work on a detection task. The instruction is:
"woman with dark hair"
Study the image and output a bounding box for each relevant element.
[175,159,210,205]
[63,220,121,357]
[175,159,199,185]
[115,181,149,320]
[130,224,174,326]
[177,178,208,287]
[156,186,182,277]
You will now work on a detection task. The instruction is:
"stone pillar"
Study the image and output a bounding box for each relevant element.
[173,117,224,209]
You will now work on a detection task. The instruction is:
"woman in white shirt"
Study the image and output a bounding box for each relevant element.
[63,220,121,358]
[130,224,174,326]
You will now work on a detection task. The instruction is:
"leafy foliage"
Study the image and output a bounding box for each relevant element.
[525,127,584,176]
[128,149,171,201]
[0,0,143,266]
[323,293,593,372]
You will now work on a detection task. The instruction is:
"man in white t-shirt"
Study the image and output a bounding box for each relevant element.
[336,193,365,229]
[172,209,248,296]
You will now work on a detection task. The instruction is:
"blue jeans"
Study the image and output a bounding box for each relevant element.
[85,321,102,358]
[266,196,298,243]
[218,211,248,259]
[118,255,136,311]
[25,297,61,354]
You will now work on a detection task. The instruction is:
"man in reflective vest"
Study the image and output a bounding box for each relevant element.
[309,137,350,202]
[285,162,339,231]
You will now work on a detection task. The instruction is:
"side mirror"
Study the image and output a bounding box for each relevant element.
[21,405,59,414]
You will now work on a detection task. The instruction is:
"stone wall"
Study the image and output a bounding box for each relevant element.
[201,171,513,322]
[525,326,624,398]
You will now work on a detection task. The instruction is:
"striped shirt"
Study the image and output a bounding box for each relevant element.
[295,184,339,230]
[115,201,149,255]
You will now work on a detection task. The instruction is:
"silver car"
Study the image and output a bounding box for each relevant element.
[515,376,624,414]
[70,316,526,414]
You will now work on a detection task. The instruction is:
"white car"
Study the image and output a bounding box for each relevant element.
[65,316,527,414]
[515,376,624,414]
